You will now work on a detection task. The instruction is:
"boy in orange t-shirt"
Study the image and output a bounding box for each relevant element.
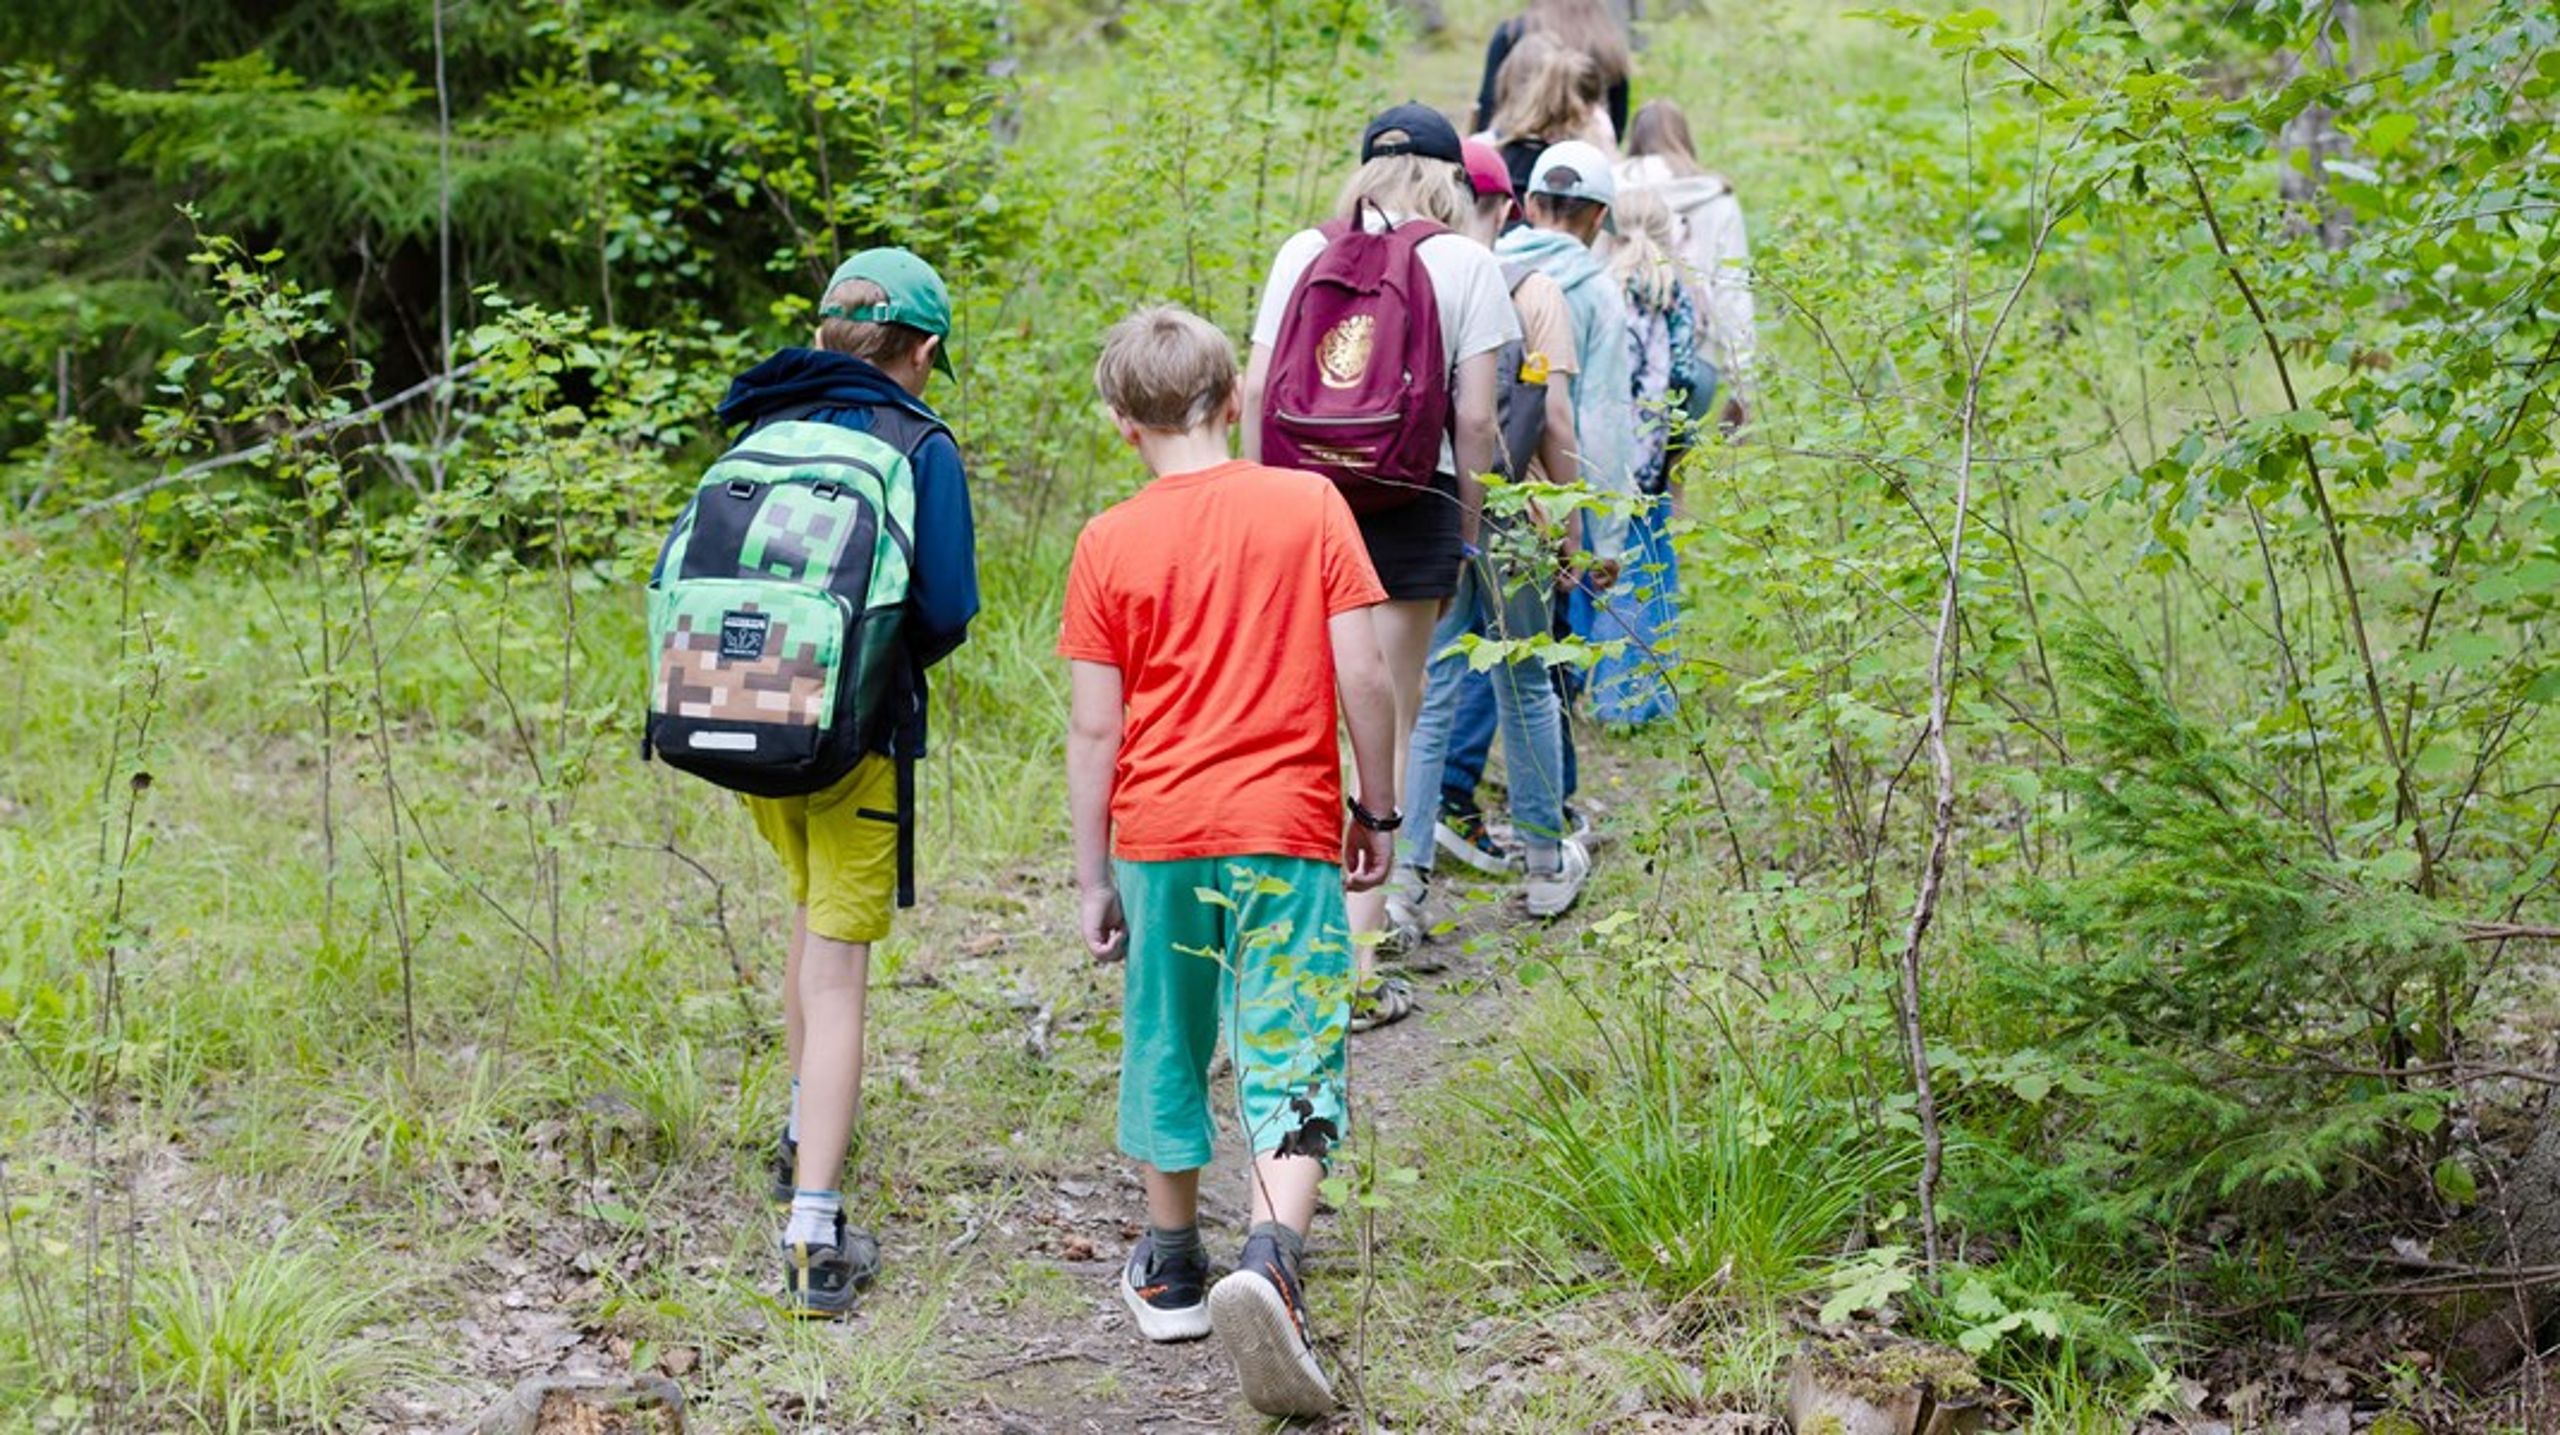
[1060,305,1400,1418]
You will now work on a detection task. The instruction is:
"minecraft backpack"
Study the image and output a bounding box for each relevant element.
[644,401,937,825]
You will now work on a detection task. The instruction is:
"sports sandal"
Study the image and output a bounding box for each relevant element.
[1349,975,1416,1034]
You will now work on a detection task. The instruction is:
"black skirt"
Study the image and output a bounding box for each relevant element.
[1355,473,1463,601]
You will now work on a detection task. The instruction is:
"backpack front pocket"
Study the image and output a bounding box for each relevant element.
[647,578,853,778]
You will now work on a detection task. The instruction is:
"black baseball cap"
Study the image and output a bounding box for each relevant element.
[1360,103,1465,165]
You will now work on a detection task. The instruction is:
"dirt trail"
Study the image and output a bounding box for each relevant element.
[925,891,1532,1434]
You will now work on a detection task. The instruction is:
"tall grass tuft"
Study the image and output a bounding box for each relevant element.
[128,1226,422,1433]
[1491,982,1901,1306]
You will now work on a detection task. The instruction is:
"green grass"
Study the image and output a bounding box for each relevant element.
[1417,936,1907,1313]
[126,1223,427,1433]
[1501,1018,1901,1307]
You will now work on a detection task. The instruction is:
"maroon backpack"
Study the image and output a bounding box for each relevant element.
[1261,206,1452,513]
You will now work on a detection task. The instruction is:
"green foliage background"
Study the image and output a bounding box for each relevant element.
[1,0,2557,1427]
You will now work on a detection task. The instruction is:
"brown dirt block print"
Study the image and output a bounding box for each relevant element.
[658,614,828,725]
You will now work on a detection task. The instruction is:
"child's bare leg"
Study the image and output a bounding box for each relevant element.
[792,932,871,1194]
[783,910,810,1074]
[1346,597,1437,975]
[1248,1152,1323,1234]
[1142,1165,1202,1230]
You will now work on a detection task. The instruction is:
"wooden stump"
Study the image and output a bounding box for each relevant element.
[1785,1334,1985,1435]
[472,1376,685,1435]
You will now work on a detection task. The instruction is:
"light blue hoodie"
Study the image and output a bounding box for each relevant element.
[1496,224,1636,558]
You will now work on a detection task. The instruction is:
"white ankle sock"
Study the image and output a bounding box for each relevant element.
[784,1189,840,1248]
[786,1078,802,1144]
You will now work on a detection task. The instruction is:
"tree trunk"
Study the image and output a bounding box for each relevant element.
[2446,1097,2560,1382]
[2277,0,2357,250]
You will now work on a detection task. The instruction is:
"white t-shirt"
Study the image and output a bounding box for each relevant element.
[1249,216,1522,476]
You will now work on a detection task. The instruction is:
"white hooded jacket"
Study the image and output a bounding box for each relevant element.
[1614,155,1756,390]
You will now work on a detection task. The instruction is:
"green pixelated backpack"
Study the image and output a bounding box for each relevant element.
[643,402,939,802]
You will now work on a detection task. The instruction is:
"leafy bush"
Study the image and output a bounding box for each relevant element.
[1987,625,2464,1218]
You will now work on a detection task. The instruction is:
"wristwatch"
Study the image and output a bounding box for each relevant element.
[1346,796,1404,832]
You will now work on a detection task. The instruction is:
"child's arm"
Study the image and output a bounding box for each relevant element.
[1451,350,1498,553]
[1240,344,1273,463]
[1066,659,1127,960]
[1328,608,1398,891]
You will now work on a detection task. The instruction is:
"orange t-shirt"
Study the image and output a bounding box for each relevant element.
[1058,460,1387,864]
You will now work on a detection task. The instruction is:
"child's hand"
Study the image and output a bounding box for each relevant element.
[1080,885,1128,962]
[1341,821,1393,892]
[1556,551,1620,593]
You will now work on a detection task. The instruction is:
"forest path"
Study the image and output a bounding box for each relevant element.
[919,871,1548,1434]
[911,24,1541,1429]
[425,22,1641,1428]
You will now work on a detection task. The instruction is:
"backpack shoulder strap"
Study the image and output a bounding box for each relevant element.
[1310,210,1445,261]
[1379,216,1447,256]
[834,400,947,914]
[894,752,917,910]
[1499,259,1534,296]
[739,399,949,459]
[853,402,952,467]
[736,400,832,439]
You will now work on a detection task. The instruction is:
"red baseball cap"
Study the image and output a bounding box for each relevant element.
[1461,138,1514,198]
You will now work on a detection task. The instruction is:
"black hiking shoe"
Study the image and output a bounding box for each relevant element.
[1435,798,1520,875]
[768,1129,797,1206]
[1209,1232,1335,1416]
[780,1211,881,1321]
[1118,1234,1211,1343]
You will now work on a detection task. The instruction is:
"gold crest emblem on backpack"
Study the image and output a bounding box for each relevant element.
[1318,315,1376,389]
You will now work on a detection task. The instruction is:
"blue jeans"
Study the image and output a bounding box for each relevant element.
[1398,553,1567,874]
[1439,668,1497,807]
[1581,492,1679,725]
[1444,651,1580,810]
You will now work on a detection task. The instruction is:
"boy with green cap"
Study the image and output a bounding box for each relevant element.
[713,247,978,1317]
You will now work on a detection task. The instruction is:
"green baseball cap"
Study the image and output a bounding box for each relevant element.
[820,247,955,375]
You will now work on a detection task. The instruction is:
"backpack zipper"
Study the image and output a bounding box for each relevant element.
[717,450,888,478]
[1273,409,1404,426]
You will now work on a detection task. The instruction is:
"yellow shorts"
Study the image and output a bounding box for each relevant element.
[743,755,899,945]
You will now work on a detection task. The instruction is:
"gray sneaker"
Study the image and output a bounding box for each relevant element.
[1523,838,1592,919]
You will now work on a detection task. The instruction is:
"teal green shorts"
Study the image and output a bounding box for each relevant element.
[1113,854,1354,1173]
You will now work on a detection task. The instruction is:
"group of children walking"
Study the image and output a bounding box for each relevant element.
[647,1,1751,1416]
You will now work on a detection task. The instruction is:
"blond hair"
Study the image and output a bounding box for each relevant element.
[815,278,933,367]
[1607,187,1686,312]
[1625,99,1704,178]
[1093,304,1237,433]
[1491,33,1600,145]
[1333,153,1470,231]
[1524,0,1630,91]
